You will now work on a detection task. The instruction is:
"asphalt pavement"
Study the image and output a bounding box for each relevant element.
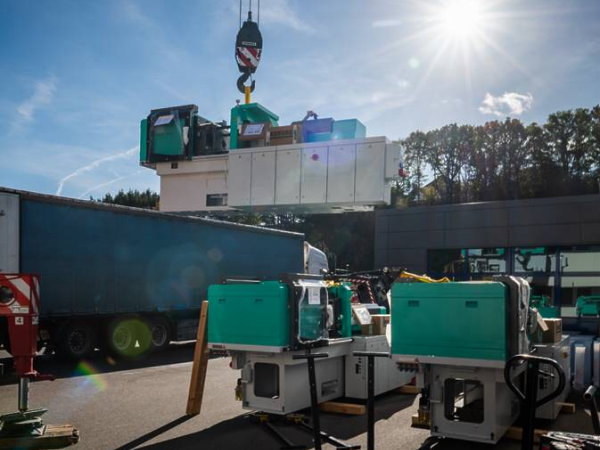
[0,347,595,450]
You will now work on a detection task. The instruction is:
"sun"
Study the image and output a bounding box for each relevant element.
[433,0,485,41]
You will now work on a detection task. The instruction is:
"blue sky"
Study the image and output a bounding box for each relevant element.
[1,0,599,199]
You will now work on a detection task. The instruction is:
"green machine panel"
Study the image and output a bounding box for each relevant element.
[391,282,508,361]
[139,119,148,163]
[152,117,185,156]
[327,283,353,338]
[208,281,290,348]
[230,102,279,150]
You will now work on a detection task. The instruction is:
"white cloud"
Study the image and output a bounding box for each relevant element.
[372,19,403,28]
[56,146,139,195]
[12,76,57,130]
[479,92,533,117]
[258,0,315,34]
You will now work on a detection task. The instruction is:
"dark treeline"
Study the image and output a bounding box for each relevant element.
[221,213,374,271]
[91,188,159,210]
[397,106,600,205]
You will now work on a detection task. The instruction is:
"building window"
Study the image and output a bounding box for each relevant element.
[560,246,600,273]
[513,247,557,274]
[206,193,227,207]
[427,246,600,310]
[467,248,507,274]
[427,249,464,278]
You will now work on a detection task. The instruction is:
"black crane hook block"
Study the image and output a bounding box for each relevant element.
[235,11,262,93]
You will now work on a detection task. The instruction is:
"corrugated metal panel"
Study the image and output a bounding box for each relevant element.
[326,144,355,203]
[0,192,19,273]
[251,151,276,205]
[18,195,304,318]
[355,142,384,202]
[301,147,328,204]
[275,149,301,204]
[228,153,252,206]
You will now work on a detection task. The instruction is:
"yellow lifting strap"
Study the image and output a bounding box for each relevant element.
[399,271,450,283]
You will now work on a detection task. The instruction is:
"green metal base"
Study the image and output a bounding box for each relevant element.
[0,408,47,438]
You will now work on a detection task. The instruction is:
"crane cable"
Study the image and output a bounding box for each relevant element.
[236,0,263,96]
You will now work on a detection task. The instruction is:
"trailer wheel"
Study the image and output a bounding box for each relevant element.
[57,321,97,359]
[106,317,152,359]
[149,317,171,352]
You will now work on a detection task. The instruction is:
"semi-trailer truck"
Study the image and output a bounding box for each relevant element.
[0,187,308,359]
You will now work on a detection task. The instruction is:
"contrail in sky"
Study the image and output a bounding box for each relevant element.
[56,146,138,195]
[77,169,144,199]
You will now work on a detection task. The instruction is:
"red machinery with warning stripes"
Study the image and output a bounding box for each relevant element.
[0,274,41,378]
[0,274,79,448]
[235,1,263,98]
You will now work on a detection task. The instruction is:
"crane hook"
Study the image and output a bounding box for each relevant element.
[237,72,256,94]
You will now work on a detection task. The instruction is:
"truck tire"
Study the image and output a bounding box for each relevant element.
[106,317,152,359]
[57,321,97,359]
[149,316,171,352]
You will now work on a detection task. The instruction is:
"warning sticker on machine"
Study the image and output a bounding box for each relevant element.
[15,317,24,325]
[9,305,29,314]
[308,287,320,305]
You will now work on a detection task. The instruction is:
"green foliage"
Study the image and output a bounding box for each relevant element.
[401,105,600,204]
[91,189,159,209]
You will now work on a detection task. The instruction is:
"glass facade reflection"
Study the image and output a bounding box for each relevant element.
[427,246,600,311]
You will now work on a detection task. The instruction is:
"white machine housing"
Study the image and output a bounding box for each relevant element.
[153,136,402,214]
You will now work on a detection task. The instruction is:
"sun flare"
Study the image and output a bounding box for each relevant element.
[433,0,485,41]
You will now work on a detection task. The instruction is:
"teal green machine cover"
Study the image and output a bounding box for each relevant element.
[208,281,290,348]
[230,103,279,150]
[391,282,509,361]
[208,279,328,349]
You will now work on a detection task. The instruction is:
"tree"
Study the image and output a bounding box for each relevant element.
[425,124,471,203]
[92,189,159,209]
[402,131,429,203]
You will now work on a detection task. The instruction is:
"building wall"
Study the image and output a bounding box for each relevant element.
[375,194,600,273]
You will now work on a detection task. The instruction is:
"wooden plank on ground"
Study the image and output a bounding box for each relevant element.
[319,401,366,415]
[186,300,210,416]
[557,402,576,414]
[505,426,547,443]
[396,384,420,395]
[0,424,79,449]
[411,413,430,429]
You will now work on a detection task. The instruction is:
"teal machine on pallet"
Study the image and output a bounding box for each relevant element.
[531,295,560,318]
[391,277,566,444]
[208,275,412,414]
[140,104,229,166]
[208,274,335,352]
[207,274,349,414]
[576,295,600,316]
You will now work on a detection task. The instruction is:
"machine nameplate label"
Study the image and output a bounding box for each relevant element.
[308,287,320,305]
[10,305,29,314]
[243,124,264,136]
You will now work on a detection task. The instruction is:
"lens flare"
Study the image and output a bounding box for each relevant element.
[73,360,107,391]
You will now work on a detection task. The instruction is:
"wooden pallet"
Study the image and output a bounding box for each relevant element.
[396,384,419,395]
[319,401,366,415]
[505,426,548,443]
[186,300,210,416]
[557,402,576,414]
[411,413,430,429]
[0,424,79,449]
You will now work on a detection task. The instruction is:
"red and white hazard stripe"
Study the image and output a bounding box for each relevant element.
[236,46,261,69]
[0,274,40,314]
